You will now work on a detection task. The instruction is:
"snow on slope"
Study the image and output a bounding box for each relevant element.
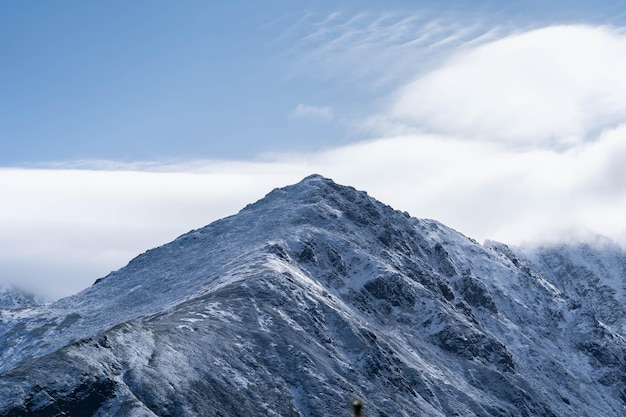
[0,286,42,310]
[0,175,624,416]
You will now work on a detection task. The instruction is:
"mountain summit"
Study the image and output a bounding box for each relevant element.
[1,175,624,416]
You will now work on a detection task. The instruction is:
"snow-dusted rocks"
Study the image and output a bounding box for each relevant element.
[0,286,41,310]
[0,175,624,416]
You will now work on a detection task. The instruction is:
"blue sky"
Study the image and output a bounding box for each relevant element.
[4,0,626,164]
[3,1,626,299]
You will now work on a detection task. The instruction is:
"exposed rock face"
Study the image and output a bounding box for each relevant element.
[0,175,624,416]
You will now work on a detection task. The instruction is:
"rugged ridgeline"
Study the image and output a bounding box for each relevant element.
[0,287,41,311]
[0,175,624,416]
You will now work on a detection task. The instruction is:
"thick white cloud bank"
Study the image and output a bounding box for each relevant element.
[3,25,626,300]
[0,167,306,299]
[388,25,626,149]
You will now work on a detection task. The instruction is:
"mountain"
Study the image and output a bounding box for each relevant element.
[0,174,624,416]
[0,286,42,310]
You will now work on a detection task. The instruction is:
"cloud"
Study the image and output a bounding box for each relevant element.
[3,120,626,300]
[313,134,626,243]
[287,11,502,89]
[385,25,626,149]
[291,103,333,121]
[0,167,308,299]
[4,24,626,301]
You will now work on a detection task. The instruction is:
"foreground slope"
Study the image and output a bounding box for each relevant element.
[0,175,624,416]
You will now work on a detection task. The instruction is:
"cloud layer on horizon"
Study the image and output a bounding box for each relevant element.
[2,24,626,300]
[3,125,626,299]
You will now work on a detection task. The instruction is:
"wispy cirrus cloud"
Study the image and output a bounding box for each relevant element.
[289,10,504,89]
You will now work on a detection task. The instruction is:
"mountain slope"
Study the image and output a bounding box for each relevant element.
[0,287,41,310]
[0,175,624,416]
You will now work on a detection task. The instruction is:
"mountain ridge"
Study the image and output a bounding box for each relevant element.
[0,286,42,310]
[0,175,624,416]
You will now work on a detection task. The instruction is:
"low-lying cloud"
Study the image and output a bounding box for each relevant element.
[3,125,626,299]
[0,168,306,299]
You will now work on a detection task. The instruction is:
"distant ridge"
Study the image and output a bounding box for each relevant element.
[0,286,42,310]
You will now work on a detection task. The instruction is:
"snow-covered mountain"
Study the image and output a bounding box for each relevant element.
[0,286,42,310]
[0,175,624,416]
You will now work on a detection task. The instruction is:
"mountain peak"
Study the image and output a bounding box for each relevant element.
[300,173,329,182]
[263,174,350,199]
[238,174,385,222]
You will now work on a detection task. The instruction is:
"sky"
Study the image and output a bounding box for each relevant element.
[2,1,626,300]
